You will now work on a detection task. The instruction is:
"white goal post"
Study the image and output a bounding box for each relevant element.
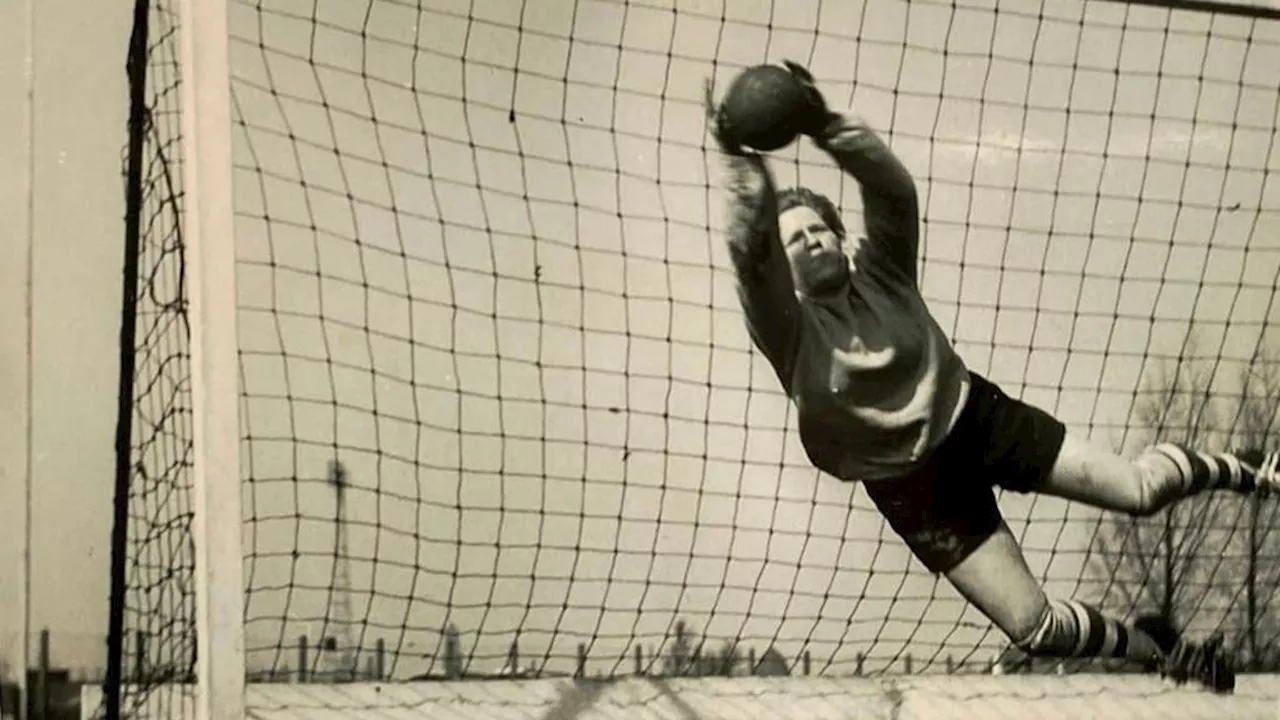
[179,0,246,716]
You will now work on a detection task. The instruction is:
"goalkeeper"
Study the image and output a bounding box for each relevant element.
[705,60,1278,693]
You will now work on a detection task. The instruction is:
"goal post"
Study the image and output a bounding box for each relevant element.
[100,0,247,716]
[179,0,247,715]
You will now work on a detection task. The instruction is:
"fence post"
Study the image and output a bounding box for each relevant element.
[297,636,308,682]
[133,630,145,683]
[34,629,50,720]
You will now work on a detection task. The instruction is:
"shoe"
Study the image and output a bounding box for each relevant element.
[1133,613,1179,660]
[1230,448,1279,495]
[1242,451,1280,495]
[1161,632,1235,694]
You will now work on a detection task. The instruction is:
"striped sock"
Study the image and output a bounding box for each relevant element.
[1058,599,1131,660]
[1018,599,1132,660]
[1150,443,1254,493]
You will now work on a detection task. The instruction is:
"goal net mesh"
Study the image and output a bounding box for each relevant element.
[105,0,1280,712]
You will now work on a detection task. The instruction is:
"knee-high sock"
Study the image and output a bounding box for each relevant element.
[1014,599,1162,668]
[1147,443,1254,493]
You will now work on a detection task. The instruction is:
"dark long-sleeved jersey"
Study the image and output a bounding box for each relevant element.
[723,112,969,482]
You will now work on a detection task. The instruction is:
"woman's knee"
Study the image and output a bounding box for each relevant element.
[1041,434,1175,516]
[1128,451,1183,516]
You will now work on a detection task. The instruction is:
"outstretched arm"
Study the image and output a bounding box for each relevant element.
[721,152,800,379]
[815,113,920,284]
[784,62,921,285]
[707,83,801,388]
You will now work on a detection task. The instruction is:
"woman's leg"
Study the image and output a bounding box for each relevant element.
[1036,433,1262,516]
[943,519,1164,667]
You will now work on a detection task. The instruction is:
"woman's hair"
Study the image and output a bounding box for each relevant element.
[777,186,846,239]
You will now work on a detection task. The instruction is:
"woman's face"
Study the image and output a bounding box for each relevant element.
[779,204,848,296]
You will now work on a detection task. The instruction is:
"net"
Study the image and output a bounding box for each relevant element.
[104,0,196,718]
[226,0,1279,679]
[107,0,1280,711]
[232,0,1280,680]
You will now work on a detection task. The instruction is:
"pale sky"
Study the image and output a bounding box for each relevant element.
[2,0,1279,684]
[0,0,133,680]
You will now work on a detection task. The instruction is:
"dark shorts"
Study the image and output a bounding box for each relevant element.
[861,372,1066,575]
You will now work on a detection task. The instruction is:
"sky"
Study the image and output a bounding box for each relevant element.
[0,0,133,681]
[2,0,1279,687]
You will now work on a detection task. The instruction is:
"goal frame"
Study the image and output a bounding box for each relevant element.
[179,0,247,716]
[139,0,1279,717]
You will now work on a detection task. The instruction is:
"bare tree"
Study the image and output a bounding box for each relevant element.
[1088,333,1280,668]
[1088,336,1234,629]
[1230,340,1280,669]
[663,619,694,677]
[717,638,741,676]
